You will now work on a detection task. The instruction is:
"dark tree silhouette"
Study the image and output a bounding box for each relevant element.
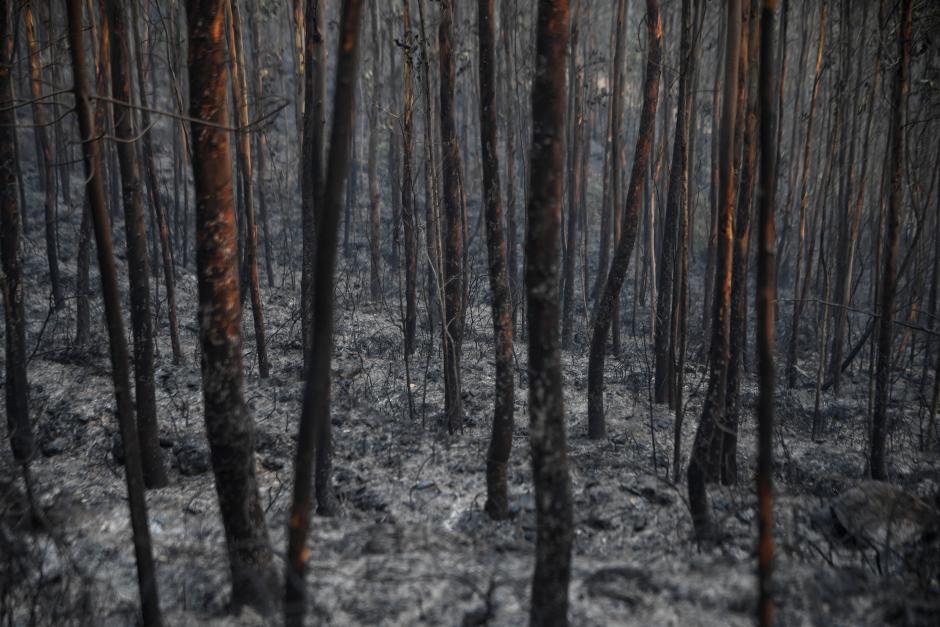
[526,0,573,623]
[66,0,162,622]
[477,0,515,521]
[1,0,32,466]
[106,0,168,489]
[285,1,363,623]
[586,0,662,440]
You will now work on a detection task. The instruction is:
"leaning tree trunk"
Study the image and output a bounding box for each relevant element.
[1,0,33,465]
[477,0,515,521]
[526,1,573,623]
[106,0,168,488]
[185,0,277,614]
[871,0,911,480]
[687,0,741,538]
[66,0,162,623]
[227,0,269,379]
[285,2,363,624]
[438,0,464,434]
[586,0,662,440]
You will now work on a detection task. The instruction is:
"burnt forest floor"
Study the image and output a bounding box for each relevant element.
[2,205,939,627]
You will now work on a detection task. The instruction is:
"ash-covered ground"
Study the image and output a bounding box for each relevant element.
[1,201,939,626]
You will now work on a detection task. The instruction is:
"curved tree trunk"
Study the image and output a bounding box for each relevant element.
[586,0,662,440]
[687,0,741,538]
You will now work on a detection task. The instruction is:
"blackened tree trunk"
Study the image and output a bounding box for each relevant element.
[1,0,32,465]
[227,0,269,379]
[871,0,911,480]
[400,0,418,356]
[586,0,662,440]
[477,0,515,521]
[723,0,759,486]
[368,1,382,301]
[527,0,573,622]
[106,0,168,489]
[655,0,694,405]
[301,0,326,376]
[66,0,162,622]
[248,3,275,289]
[560,2,581,350]
[23,6,65,311]
[185,0,277,613]
[285,2,363,623]
[755,1,778,623]
[687,0,741,538]
[438,0,464,434]
[129,0,182,364]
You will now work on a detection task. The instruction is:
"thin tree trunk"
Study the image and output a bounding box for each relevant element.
[786,1,826,388]
[586,1,662,440]
[285,2,363,623]
[185,0,277,613]
[367,2,382,301]
[301,0,325,376]
[477,0,515,521]
[66,1,162,622]
[227,0,269,379]
[106,0,168,488]
[561,1,581,350]
[439,0,464,434]
[400,0,417,356]
[871,0,911,480]
[23,6,65,310]
[129,0,182,365]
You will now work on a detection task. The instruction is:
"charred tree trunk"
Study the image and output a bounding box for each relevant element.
[687,0,741,538]
[477,0,515,521]
[106,0,168,489]
[526,0,573,622]
[185,0,277,613]
[655,0,694,406]
[586,1,662,440]
[1,0,32,465]
[439,0,464,434]
[400,0,418,356]
[755,1,778,623]
[301,0,325,377]
[227,0,269,379]
[285,2,363,623]
[368,2,382,301]
[128,0,182,365]
[66,0,162,622]
[23,6,64,311]
[870,0,911,480]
